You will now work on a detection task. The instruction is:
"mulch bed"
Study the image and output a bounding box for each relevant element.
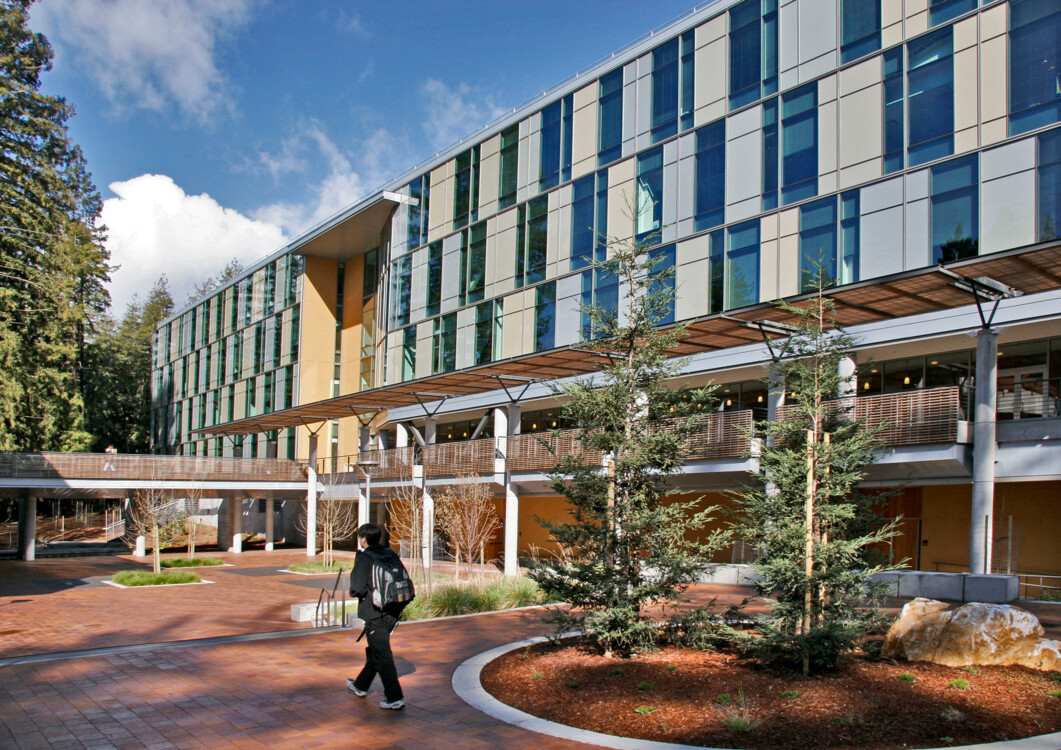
[481,639,1061,749]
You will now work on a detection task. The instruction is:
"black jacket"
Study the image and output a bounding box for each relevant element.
[349,543,403,621]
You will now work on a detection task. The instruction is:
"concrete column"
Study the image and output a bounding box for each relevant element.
[230,498,243,553]
[359,425,372,453]
[18,496,36,562]
[766,373,785,449]
[838,357,857,397]
[423,417,437,445]
[970,328,999,575]
[421,478,434,571]
[395,423,409,448]
[357,471,372,527]
[265,498,275,551]
[504,482,520,577]
[493,407,509,477]
[306,433,319,557]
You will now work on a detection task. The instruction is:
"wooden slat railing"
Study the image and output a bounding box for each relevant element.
[0,452,307,482]
[775,385,964,446]
[354,447,415,480]
[422,438,495,475]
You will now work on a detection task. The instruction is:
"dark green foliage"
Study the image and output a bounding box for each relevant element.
[0,0,110,451]
[528,228,727,656]
[729,291,898,674]
[83,277,173,452]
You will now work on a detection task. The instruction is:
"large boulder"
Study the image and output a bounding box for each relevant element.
[882,597,1061,671]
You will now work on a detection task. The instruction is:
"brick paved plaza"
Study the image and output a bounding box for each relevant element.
[1,551,1058,749]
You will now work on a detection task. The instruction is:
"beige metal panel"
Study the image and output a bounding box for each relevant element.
[676,233,707,266]
[882,22,903,49]
[675,256,709,321]
[905,0,928,19]
[906,11,928,38]
[546,193,560,271]
[760,238,779,303]
[695,13,725,47]
[818,99,838,175]
[233,381,246,421]
[521,297,537,355]
[779,207,799,238]
[839,158,883,189]
[427,161,453,243]
[695,37,727,115]
[882,0,903,28]
[415,323,432,381]
[839,55,881,96]
[839,83,883,169]
[819,171,837,195]
[980,2,1007,41]
[571,82,598,180]
[760,212,778,242]
[492,208,518,294]
[954,15,977,52]
[479,134,500,216]
[818,74,837,104]
[607,158,636,245]
[954,47,979,141]
[983,118,1007,147]
[778,234,800,298]
[501,291,525,360]
[694,99,727,128]
[981,35,1007,124]
[385,330,401,384]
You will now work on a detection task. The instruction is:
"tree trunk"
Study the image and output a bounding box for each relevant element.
[188,520,196,560]
[152,522,161,574]
[803,429,816,677]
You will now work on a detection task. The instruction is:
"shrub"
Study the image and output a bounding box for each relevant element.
[666,665,678,673]
[1048,690,1061,698]
[635,706,658,715]
[610,668,624,676]
[724,714,756,733]
[567,680,579,689]
[961,666,978,674]
[161,557,223,568]
[400,577,546,621]
[948,679,969,690]
[781,690,801,699]
[638,682,653,692]
[898,673,917,682]
[113,570,200,586]
[532,670,543,680]
[715,693,732,704]
[288,561,349,574]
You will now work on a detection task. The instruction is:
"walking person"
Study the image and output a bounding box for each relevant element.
[347,522,414,710]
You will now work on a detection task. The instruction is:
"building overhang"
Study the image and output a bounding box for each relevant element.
[195,239,1061,438]
[292,190,410,261]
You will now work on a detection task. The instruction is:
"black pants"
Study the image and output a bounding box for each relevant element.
[353,614,402,702]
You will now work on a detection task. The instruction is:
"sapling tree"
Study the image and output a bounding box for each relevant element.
[730,288,898,675]
[435,473,501,580]
[298,475,357,567]
[529,223,726,657]
[126,483,185,574]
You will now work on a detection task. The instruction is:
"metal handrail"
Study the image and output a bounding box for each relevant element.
[313,567,348,628]
[0,452,308,482]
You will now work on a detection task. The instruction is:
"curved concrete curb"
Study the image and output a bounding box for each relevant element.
[452,635,1061,750]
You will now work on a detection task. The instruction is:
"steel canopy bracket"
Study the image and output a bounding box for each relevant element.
[937,264,1023,329]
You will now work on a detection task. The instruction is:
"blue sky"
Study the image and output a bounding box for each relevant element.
[30,0,704,313]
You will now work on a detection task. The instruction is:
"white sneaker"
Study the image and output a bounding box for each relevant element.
[346,679,367,697]
[379,699,405,710]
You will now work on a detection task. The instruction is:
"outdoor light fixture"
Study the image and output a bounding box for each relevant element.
[865,382,871,390]
[757,395,764,403]
[904,376,911,385]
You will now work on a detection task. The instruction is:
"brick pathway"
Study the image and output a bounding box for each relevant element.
[1,552,1057,749]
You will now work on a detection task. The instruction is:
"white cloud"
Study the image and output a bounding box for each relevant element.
[421,79,508,151]
[101,174,286,314]
[33,0,253,121]
[253,123,404,236]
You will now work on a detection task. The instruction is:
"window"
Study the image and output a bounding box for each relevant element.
[762,98,779,210]
[841,0,881,63]
[883,48,904,174]
[694,121,726,231]
[708,229,725,314]
[840,190,860,285]
[432,313,457,374]
[571,172,608,271]
[453,146,480,229]
[389,255,412,328]
[598,69,624,166]
[680,31,695,132]
[473,301,502,366]
[799,197,838,292]
[930,155,979,263]
[534,282,556,351]
[407,174,430,249]
[1009,0,1061,136]
[649,244,676,324]
[1037,128,1061,241]
[727,220,760,309]
[460,221,487,305]
[426,241,442,318]
[907,27,954,167]
[781,83,818,205]
[540,95,573,190]
[401,325,416,381]
[729,0,778,110]
[928,0,975,28]
[651,38,680,143]
[636,147,664,244]
[516,195,548,288]
[499,125,519,209]
[580,262,618,340]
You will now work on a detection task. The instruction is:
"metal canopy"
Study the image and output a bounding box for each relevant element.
[293,191,410,261]
[196,240,1061,437]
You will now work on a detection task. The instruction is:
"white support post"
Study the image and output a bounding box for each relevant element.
[420,418,436,568]
[357,471,372,527]
[134,535,146,558]
[306,433,319,557]
[230,498,243,553]
[493,407,508,478]
[395,423,409,448]
[970,328,999,575]
[504,483,519,577]
[265,498,275,551]
[18,496,36,562]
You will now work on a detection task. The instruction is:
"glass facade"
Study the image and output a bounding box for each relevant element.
[516,195,548,288]
[799,197,837,292]
[636,147,664,243]
[780,84,818,205]
[453,146,480,229]
[540,95,573,190]
[1040,128,1061,241]
[930,154,978,263]
[499,124,519,209]
[729,0,778,110]
[1009,0,1061,136]
[907,27,954,167]
[726,220,760,309]
[841,0,881,63]
[598,69,623,166]
[695,120,725,231]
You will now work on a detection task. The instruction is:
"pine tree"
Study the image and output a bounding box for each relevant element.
[0,0,109,450]
[730,289,898,675]
[529,229,726,657]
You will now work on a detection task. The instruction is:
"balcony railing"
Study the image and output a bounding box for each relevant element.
[0,452,307,482]
[775,385,966,446]
[507,429,601,473]
[423,438,496,476]
[998,377,1060,421]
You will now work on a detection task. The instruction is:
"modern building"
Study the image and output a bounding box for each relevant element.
[153,0,1061,590]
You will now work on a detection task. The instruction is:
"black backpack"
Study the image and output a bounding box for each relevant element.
[365,549,415,611]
